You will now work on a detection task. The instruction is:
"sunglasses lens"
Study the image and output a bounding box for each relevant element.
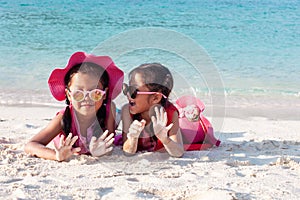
[90,89,104,101]
[122,83,128,95]
[128,86,137,99]
[123,84,138,99]
[72,90,85,102]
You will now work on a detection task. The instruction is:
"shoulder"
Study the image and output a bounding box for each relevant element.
[109,101,116,112]
[121,103,130,115]
[165,102,179,118]
[56,105,73,116]
[121,103,133,124]
[56,107,67,115]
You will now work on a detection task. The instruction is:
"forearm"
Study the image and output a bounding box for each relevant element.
[161,137,184,158]
[122,137,139,155]
[24,142,57,161]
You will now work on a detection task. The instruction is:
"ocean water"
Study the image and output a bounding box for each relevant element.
[0,0,299,108]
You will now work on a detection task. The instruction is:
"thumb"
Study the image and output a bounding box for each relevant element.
[72,147,81,154]
[90,136,97,144]
[140,119,146,126]
[166,123,173,131]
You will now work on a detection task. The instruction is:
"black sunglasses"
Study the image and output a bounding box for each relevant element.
[122,83,167,99]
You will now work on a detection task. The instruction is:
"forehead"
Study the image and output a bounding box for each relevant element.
[129,73,145,87]
[69,72,103,88]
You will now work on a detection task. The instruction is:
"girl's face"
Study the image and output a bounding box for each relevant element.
[127,73,154,116]
[67,72,106,118]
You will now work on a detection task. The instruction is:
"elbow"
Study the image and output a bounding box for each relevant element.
[178,150,184,158]
[170,146,184,158]
[122,146,137,156]
[172,150,184,158]
[24,142,32,154]
[24,141,37,156]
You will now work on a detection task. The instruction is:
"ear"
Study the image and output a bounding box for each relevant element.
[150,93,163,104]
[103,87,108,100]
[65,88,72,102]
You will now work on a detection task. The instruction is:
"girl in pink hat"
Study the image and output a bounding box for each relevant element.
[121,63,184,157]
[25,52,124,161]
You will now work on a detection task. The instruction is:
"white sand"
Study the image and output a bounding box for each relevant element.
[0,105,299,199]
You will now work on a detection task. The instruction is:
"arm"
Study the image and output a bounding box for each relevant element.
[152,107,184,158]
[24,113,80,161]
[121,104,145,155]
[161,111,184,157]
[106,101,117,134]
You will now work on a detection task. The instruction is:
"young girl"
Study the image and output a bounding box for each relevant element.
[121,63,184,157]
[24,52,124,161]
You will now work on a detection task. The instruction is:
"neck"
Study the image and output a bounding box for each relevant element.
[75,112,97,136]
[140,111,151,125]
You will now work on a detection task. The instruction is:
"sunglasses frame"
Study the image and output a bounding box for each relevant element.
[67,88,106,102]
[122,83,167,99]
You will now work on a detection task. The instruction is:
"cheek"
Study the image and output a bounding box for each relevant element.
[95,99,104,109]
[71,102,80,110]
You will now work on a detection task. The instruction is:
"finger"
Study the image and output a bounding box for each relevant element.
[89,136,97,149]
[166,123,173,131]
[131,120,145,129]
[132,120,141,126]
[72,147,81,154]
[137,125,144,133]
[104,133,114,142]
[160,107,164,118]
[90,136,97,143]
[69,135,78,146]
[100,130,109,140]
[105,138,115,147]
[132,120,145,128]
[59,134,65,148]
[130,121,144,132]
[151,115,157,125]
[128,127,139,135]
[140,119,146,126]
[154,107,160,121]
[105,146,113,153]
[162,109,168,125]
[65,133,73,146]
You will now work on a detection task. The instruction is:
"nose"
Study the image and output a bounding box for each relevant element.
[84,91,91,101]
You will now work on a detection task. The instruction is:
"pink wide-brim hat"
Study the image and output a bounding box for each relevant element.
[48,51,124,101]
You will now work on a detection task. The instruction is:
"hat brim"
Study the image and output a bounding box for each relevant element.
[48,51,124,101]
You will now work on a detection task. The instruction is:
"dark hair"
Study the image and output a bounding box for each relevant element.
[128,63,173,107]
[62,62,109,137]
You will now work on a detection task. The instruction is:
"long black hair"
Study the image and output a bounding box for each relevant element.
[62,62,109,137]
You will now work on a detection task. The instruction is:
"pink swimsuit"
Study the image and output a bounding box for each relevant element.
[52,105,99,154]
[136,103,178,152]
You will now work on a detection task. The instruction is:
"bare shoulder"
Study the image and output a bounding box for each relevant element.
[110,101,116,111]
[121,103,130,116]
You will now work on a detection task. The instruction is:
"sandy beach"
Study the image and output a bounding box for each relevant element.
[1,0,300,199]
[0,102,299,200]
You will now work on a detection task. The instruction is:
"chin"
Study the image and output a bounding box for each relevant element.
[129,107,138,115]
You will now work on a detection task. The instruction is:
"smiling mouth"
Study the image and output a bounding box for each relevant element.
[81,104,94,107]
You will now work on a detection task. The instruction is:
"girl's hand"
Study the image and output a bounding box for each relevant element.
[151,107,173,144]
[127,119,146,139]
[54,133,81,162]
[89,130,114,157]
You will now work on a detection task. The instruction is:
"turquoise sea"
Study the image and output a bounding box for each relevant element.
[0,0,299,110]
